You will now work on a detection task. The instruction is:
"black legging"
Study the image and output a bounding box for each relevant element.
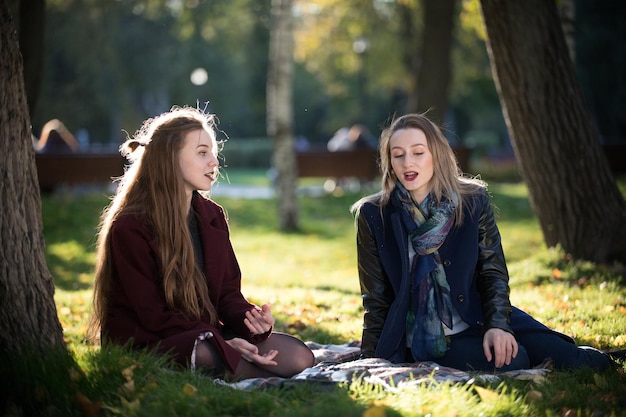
[195,332,315,381]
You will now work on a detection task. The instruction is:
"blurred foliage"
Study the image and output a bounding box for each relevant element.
[29,0,271,143]
[13,0,502,150]
[8,0,625,156]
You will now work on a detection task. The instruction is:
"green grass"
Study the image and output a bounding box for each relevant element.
[218,167,273,186]
[35,173,626,416]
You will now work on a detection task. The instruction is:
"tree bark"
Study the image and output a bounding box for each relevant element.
[480,0,626,262]
[19,0,46,119]
[267,0,298,231]
[413,0,457,125]
[0,0,65,354]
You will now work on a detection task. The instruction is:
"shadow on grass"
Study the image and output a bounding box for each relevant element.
[312,285,360,297]
[48,252,94,291]
[77,335,381,417]
[487,183,537,222]
[528,249,626,288]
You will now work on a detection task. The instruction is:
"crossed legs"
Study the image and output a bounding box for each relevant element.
[195,332,315,381]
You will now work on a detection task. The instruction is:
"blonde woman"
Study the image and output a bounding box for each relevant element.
[352,113,613,372]
[90,106,313,380]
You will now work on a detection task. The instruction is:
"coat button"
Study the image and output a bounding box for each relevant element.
[457,295,465,302]
[477,321,484,326]
[443,260,451,266]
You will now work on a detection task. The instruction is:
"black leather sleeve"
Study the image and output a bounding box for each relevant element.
[356,209,393,358]
[475,192,514,334]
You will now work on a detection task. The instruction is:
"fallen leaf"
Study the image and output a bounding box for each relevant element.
[593,373,608,389]
[473,386,499,404]
[288,319,307,331]
[76,391,102,417]
[525,389,542,403]
[122,379,135,393]
[182,383,197,396]
[121,364,137,381]
[120,397,141,411]
[69,367,83,382]
[362,405,387,417]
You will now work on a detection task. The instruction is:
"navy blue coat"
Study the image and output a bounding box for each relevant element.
[355,189,573,363]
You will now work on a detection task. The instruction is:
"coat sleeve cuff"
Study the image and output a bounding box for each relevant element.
[249,327,272,343]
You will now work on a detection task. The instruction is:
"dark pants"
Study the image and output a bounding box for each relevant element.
[410,327,612,372]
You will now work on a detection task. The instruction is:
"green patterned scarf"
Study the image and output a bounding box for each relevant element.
[391,182,457,360]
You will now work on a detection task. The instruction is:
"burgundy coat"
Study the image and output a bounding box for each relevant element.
[102,192,267,373]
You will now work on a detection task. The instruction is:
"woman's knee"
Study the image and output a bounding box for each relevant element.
[262,333,314,374]
[564,346,613,371]
[517,332,613,370]
[294,340,315,369]
[195,340,226,377]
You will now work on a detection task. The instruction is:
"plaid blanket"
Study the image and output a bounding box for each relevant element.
[217,341,550,391]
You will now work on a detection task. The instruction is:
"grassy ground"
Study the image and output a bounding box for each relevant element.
[37,173,626,416]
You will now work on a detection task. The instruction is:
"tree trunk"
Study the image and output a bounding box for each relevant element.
[413,0,457,125]
[19,0,46,119]
[397,2,417,114]
[1,2,72,410]
[267,0,298,231]
[1,0,64,355]
[557,0,575,63]
[479,0,626,263]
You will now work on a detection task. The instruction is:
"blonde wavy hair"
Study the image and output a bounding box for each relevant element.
[88,106,220,341]
[351,113,486,225]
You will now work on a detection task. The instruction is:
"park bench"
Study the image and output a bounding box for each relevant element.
[33,143,622,193]
[296,149,380,180]
[295,146,472,180]
[35,153,125,192]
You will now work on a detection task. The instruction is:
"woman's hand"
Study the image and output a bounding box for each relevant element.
[483,328,518,368]
[244,303,275,336]
[225,337,278,366]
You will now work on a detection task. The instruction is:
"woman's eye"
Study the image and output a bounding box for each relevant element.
[199,151,207,156]
[392,154,403,159]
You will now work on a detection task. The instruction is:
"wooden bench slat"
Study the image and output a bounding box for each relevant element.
[296,150,379,179]
[35,153,125,189]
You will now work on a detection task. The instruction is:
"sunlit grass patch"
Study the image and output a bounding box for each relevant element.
[55,289,93,350]
[39,175,626,417]
[244,286,363,344]
[509,247,626,348]
[48,240,95,290]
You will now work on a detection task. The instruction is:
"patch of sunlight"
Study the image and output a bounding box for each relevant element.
[48,240,94,262]
[55,289,93,349]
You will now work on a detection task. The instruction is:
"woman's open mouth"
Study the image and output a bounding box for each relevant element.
[404,171,418,181]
